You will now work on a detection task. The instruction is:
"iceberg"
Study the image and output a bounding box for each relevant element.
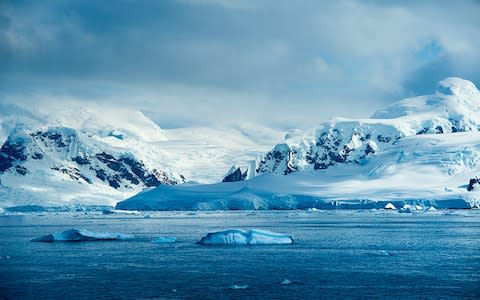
[384,203,397,210]
[377,250,391,256]
[198,229,293,245]
[32,229,135,242]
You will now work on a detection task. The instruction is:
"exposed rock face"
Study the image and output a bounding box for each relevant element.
[0,134,29,173]
[467,177,480,191]
[0,127,182,190]
[222,165,249,182]
[257,126,385,175]
[222,167,243,182]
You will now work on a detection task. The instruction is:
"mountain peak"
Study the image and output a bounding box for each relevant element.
[436,77,479,97]
[258,77,480,176]
[372,77,480,120]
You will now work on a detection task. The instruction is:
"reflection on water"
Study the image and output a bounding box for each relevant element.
[1,210,479,299]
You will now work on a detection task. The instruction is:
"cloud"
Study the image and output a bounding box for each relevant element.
[0,0,479,128]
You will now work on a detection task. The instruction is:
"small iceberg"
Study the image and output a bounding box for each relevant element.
[198,229,293,245]
[229,284,249,290]
[398,204,423,213]
[32,229,135,242]
[280,278,292,285]
[384,203,397,210]
[152,236,176,243]
[377,250,391,256]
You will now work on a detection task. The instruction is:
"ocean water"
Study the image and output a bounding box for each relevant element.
[1,210,479,299]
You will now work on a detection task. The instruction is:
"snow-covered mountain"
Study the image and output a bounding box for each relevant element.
[258,77,480,175]
[117,78,480,211]
[0,106,184,208]
[0,103,283,208]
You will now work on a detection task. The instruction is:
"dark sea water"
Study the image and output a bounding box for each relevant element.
[1,210,479,299]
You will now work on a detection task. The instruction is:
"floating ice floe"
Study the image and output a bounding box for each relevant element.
[377,250,391,256]
[102,209,140,215]
[398,204,424,213]
[152,236,176,243]
[198,229,293,245]
[229,284,249,290]
[32,229,135,242]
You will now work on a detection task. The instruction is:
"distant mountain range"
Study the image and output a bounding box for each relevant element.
[2,77,480,210]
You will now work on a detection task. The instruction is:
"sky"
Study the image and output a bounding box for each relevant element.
[1,0,479,129]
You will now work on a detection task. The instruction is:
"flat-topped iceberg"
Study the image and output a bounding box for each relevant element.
[198,229,293,245]
[32,229,135,242]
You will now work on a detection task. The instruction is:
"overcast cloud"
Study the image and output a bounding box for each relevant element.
[1,0,479,128]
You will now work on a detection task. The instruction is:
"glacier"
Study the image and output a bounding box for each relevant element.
[117,78,480,211]
[198,229,293,245]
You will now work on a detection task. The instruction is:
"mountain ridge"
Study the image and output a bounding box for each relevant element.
[257,77,480,176]
[117,77,480,211]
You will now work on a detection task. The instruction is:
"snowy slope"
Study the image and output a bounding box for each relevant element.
[258,77,480,175]
[0,103,283,208]
[0,104,183,208]
[118,131,480,210]
[0,126,181,208]
[159,124,283,183]
[117,78,480,211]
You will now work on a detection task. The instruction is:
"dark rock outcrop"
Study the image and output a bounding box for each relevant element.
[467,177,479,191]
[222,166,249,183]
[223,167,243,182]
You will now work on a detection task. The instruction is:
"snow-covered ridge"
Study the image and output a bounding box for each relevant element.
[0,102,283,208]
[0,126,182,207]
[258,78,480,175]
[117,78,480,211]
[117,131,480,210]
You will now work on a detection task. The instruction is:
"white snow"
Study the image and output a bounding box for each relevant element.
[198,229,293,245]
[4,77,480,210]
[117,131,480,211]
[384,203,397,210]
[0,103,283,208]
[117,78,480,211]
[31,229,135,242]
[158,124,283,183]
